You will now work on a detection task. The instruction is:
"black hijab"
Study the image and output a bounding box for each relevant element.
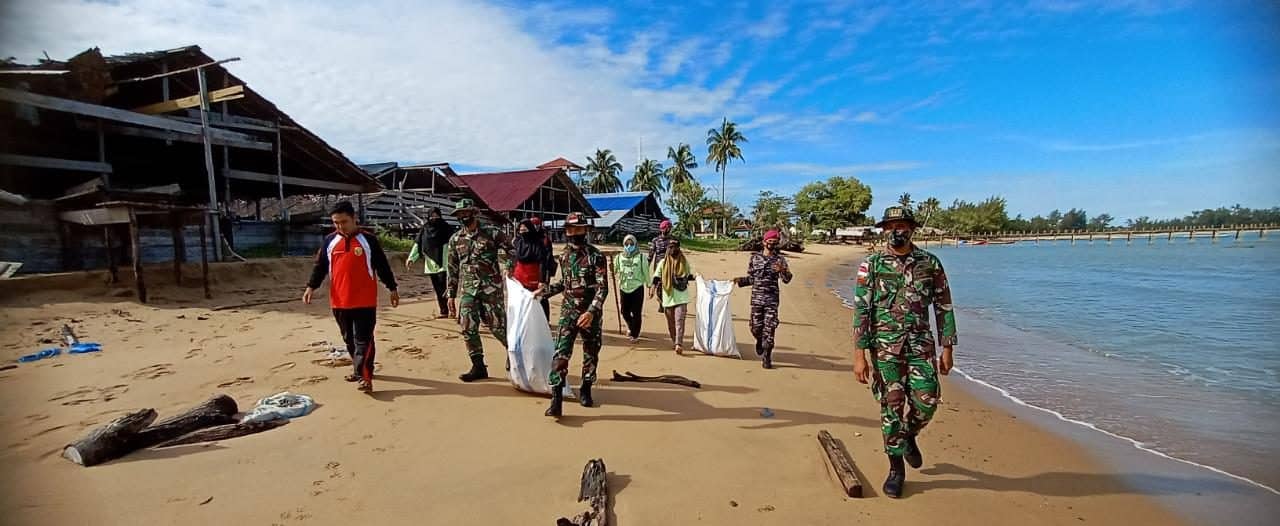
[417,209,455,263]
[514,219,546,263]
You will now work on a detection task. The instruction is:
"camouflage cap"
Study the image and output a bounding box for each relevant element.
[875,206,919,228]
[451,198,477,215]
[564,211,592,228]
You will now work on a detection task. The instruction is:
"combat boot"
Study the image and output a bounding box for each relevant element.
[458,355,488,382]
[883,454,906,498]
[545,382,565,417]
[579,382,594,407]
[905,435,923,469]
[762,349,774,369]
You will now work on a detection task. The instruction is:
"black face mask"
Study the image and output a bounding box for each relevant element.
[463,216,478,228]
[889,229,911,248]
[568,234,587,246]
[428,216,442,224]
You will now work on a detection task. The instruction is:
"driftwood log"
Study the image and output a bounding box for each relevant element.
[610,370,700,388]
[556,458,609,526]
[817,430,863,498]
[63,409,158,466]
[63,395,242,466]
[131,395,239,446]
[155,419,288,448]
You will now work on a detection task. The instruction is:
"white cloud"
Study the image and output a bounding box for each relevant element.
[745,10,789,41]
[0,0,768,170]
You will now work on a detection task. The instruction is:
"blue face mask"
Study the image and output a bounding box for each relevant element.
[624,244,638,255]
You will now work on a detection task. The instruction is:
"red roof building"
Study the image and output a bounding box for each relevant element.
[448,167,596,222]
[536,157,585,171]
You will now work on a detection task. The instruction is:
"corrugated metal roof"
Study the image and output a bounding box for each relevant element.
[537,157,584,170]
[584,191,649,212]
[452,167,562,212]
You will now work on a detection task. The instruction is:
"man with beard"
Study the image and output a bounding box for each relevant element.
[852,206,958,499]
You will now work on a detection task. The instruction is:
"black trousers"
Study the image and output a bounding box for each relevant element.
[621,287,645,338]
[540,297,551,322]
[333,307,377,381]
[428,271,449,314]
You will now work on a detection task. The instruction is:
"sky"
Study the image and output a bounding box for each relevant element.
[2,0,1278,222]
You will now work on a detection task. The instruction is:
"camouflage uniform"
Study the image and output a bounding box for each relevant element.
[446,224,514,358]
[853,246,957,456]
[736,252,793,354]
[543,243,609,386]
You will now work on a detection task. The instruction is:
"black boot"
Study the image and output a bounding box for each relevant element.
[545,382,565,417]
[755,340,764,356]
[458,355,488,382]
[579,382,594,407]
[883,455,906,498]
[762,349,773,369]
[905,435,923,469]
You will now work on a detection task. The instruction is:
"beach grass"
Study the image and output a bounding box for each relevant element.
[679,236,741,252]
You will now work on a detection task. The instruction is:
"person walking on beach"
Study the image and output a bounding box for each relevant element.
[735,229,793,369]
[852,206,957,498]
[512,218,556,321]
[446,198,513,382]
[535,212,609,416]
[303,201,400,393]
[651,238,695,354]
[406,207,455,319]
[614,234,651,343]
[648,219,675,313]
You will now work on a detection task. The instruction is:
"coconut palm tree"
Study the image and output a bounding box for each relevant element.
[706,118,747,236]
[583,149,624,193]
[665,143,698,188]
[629,158,665,199]
[898,192,913,207]
[918,197,941,229]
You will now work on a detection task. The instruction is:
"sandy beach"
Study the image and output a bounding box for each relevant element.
[0,244,1187,525]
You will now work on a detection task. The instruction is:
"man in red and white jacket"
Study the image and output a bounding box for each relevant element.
[304,201,399,392]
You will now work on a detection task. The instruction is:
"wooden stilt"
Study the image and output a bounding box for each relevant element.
[170,212,185,285]
[104,226,119,284]
[199,217,211,299]
[128,208,146,303]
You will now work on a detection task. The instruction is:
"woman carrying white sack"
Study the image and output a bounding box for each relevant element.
[651,238,695,354]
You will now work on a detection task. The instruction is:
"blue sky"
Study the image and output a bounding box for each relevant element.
[2,0,1277,222]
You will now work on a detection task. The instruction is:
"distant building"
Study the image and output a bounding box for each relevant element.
[571,191,667,241]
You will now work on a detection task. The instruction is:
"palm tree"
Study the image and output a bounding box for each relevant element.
[898,192,913,207]
[665,143,698,188]
[705,118,747,236]
[629,158,665,199]
[584,149,623,193]
[918,197,941,229]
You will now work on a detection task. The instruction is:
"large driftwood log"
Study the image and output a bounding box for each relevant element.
[63,396,241,466]
[155,419,288,448]
[611,370,700,388]
[557,458,608,526]
[63,409,158,466]
[817,430,863,498]
[131,395,239,446]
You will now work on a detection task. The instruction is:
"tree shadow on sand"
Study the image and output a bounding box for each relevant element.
[909,462,1254,498]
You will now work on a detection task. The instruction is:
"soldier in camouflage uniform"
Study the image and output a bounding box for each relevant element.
[852,206,957,499]
[446,198,514,382]
[734,229,793,370]
[536,212,609,417]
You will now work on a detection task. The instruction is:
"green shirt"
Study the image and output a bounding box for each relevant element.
[407,243,446,274]
[613,252,651,294]
[652,258,695,308]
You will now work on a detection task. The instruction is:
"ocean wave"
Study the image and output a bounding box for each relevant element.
[825,281,1280,496]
